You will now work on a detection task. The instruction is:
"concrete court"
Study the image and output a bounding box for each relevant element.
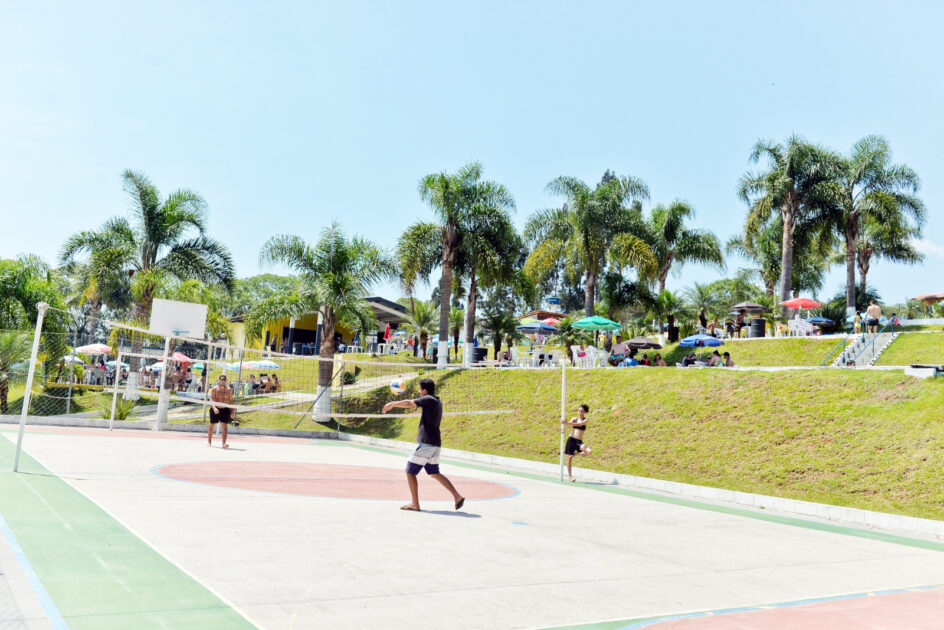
[2,426,944,629]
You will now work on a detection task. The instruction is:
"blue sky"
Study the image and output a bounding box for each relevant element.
[2,1,942,305]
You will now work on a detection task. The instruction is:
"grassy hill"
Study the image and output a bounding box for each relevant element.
[328,367,944,521]
[874,332,944,366]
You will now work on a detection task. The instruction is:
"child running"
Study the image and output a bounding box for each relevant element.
[382,378,465,512]
[561,404,592,482]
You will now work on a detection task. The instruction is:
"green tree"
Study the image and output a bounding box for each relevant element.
[836,136,924,310]
[449,306,464,360]
[417,162,515,365]
[60,170,235,370]
[524,173,655,317]
[0,331,30,414]
[738,136,840,315]
[650,290,690,340]
[227,275,300,318]
[402,300,438,359]
[247,224,393,413]
[683,282,723,323]
[642,201,724,292]
[477,304,518,358]
[0,256,68,363]
[395,222,441,317]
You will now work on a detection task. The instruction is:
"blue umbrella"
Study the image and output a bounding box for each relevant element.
[515,321,559,334]
[252,359,281,370]
[679,333,724,347]
[806,316,834,325]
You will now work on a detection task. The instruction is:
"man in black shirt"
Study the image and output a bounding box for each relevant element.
[382,378,465,512]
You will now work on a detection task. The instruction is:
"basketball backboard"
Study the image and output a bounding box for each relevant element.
[149,298,208,339]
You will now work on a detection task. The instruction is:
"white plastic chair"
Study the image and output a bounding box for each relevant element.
[510,347,522,367]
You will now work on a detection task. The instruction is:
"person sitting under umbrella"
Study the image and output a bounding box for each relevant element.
[609,335,630,366]
[708,350,722,366]
[653,353,667,367]
[723,352,735,367]
[682,352,697,367]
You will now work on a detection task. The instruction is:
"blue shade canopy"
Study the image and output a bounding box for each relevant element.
[806,316,834,325]
[679,334,724,347]
[515,321,559,334]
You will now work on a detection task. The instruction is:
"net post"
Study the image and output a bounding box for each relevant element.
[13,302,49,472]
[338,357,345,423]
[154,336,172,431]
[559,364,566,482]
[109,351,122,430]
[202,343,212,426]
[234,349,245,428]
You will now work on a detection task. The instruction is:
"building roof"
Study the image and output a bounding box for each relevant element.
[518,309,566,321]
[365,296,408,325]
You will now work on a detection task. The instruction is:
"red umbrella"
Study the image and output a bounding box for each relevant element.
[384,323,392,341]
[540,317,561,326]
[171,351,192,364]
[780,297,821,309]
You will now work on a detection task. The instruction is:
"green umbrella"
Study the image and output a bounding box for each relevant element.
[518,316,539,324]
[571,315,621,331]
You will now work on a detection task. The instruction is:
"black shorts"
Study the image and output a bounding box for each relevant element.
[565,436,585,455]
[867,319,879,327]
[210,407,232,424]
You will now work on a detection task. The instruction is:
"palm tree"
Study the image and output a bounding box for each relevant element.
[418,162,515,366]
[0,331,30,414]
[738,136,840,315]
[0,256,68,362]
[835,136,924,309]
[247,224,393,415]
[403,300,438,359]
[857,212,923,294]
[524,173,655,316]
[61,170,235,370]
[643,201,724,292]
[448,306,464,360]
[683,282,722,323]
[650,290,689,342]
[478,305,518,358]
[395,222,441,316]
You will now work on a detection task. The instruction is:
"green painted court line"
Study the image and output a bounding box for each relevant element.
[329,440,944,553]
[0,435,256,630]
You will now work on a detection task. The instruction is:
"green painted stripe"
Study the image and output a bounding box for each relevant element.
[331,440,944,553]
[0,435,256,630]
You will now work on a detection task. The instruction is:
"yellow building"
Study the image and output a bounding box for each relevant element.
[226,297,407,357]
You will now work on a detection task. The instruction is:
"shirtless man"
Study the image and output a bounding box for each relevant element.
[208,374,234,448]
[561,404,592,482]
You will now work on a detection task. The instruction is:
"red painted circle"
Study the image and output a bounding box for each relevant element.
[155,461,517,501]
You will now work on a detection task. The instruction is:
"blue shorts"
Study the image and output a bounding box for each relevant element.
[406,443,441,475]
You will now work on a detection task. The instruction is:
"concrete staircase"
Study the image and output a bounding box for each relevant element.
[834,332,899,367]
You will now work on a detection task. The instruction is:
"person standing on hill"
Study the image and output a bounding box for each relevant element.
[562,404,592,482]
[866,300,882,334]
[382,378,465,512]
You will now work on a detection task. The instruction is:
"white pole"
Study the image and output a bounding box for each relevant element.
[108,351,122,430]
[559,364,566,482]
[154,337,172,431]
[13,302,49,472]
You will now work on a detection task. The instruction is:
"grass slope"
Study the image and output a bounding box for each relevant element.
[661,337,840,367]
[333,368,944,520]
[875,332,944,366]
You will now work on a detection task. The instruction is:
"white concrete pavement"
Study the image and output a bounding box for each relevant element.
[7,428,944,630]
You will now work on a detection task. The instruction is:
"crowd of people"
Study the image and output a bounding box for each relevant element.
[600,335,735,368]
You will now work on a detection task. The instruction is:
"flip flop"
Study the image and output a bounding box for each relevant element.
[455,497,465,511]
[400,505,420,511]
[222,444,229,449]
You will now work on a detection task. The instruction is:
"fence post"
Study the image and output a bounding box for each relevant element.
[154,337,173,431]
[559,364,566,482]
[337,358,345,432]
[13,302,49,472]
[109,351,122,430]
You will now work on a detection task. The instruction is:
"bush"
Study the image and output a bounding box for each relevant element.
[341,371,358,385]
[98,397,136,420]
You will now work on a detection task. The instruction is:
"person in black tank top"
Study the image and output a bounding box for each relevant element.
[561,403,592,482]
[382,377,465,512]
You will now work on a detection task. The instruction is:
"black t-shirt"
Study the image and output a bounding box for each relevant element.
[414,395,442,447]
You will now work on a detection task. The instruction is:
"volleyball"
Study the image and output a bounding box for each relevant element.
[390,379,407,395]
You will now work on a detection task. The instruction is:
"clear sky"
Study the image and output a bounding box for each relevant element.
[2,1,942,305]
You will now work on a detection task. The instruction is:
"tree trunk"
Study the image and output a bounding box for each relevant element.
[857,250,871,296]
[584,270,597,316]
[128,292,153,373]
[87,299,103,344]
[657,254,672,293]
[0,379,8,414]
[437,233,456,366]
[778,202,797,318]
[312,313,335,419]
[463,272,478,364]
[493,332,502,358]
[844,215,858,312]
[420,332,428,358]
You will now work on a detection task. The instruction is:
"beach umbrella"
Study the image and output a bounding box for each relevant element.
[780,297,821,309]
[252,359,281,370]
[150,361,164,371]
[731,302,768,313]
[75,343,112,355]
[518,316,539,325]
[626,337,662,349]
[571,315,621,330]
[191,362,206,370]
[226,361,255,371]
[679,334,724,348]
[540,317,561,326]
[806,316,834,325]
[105,360,129,368]
[171,351,192,364]
[515,321,559,334]
[61,355,85,365]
